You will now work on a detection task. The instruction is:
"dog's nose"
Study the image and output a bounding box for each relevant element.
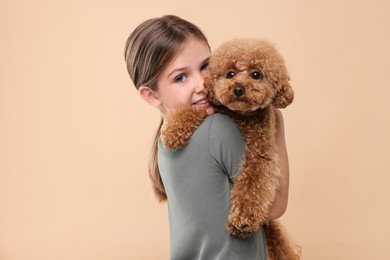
[233,86,245,97]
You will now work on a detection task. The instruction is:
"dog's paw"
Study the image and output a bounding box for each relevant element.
[226,199,269,238]
[161,126,185,149]
[225,221,256,238]
[161,107,208,149]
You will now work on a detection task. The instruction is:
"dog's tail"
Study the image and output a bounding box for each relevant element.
[263,220,302,260]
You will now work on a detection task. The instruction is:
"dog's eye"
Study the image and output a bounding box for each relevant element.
[226,71,235,79]
[251,71,263,80]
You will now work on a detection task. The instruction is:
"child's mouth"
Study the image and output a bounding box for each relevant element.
[194,100,207,105]
[193,99,209,108]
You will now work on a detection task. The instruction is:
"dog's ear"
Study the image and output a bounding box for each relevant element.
[257,40,294,108]
[272,79,294,108]
[204,73,220,105]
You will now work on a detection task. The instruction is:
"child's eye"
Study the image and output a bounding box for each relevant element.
[201,63,209,71]
[174,74,187,83]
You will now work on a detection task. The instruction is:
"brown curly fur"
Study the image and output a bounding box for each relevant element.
[161,38,300,259]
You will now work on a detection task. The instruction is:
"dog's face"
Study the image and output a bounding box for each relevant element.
[204,39,294,113]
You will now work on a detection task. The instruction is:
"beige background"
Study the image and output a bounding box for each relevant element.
[1,0,389,259]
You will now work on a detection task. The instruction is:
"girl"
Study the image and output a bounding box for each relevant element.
[124,15,290,260]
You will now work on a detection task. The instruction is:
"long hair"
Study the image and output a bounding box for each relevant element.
[124,15,209,201]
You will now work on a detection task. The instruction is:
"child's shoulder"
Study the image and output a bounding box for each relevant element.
[202,113,233,128]
[203,113,242,138]
[202,113,245,160]
[205,113,235,126]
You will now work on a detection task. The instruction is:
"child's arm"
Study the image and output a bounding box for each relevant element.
[268,109,290,220]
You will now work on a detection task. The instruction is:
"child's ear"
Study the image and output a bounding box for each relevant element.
[138,86,161,107]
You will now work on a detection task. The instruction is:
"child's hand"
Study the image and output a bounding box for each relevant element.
[206,105,216,115]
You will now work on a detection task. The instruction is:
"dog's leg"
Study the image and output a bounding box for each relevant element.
[226,109,281,238]
[225,152,280,238]
[161,107,208,149]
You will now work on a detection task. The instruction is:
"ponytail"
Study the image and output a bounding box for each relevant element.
[149,118,167,202]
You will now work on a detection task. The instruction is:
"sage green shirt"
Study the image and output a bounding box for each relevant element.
[158,114,267,260]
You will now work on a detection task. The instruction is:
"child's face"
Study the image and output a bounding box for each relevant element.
[154,38,211,115]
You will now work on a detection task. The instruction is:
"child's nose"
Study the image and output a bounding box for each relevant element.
[194,73,205,93]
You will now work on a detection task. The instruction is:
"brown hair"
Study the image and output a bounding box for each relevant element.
[124,15,209,202]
